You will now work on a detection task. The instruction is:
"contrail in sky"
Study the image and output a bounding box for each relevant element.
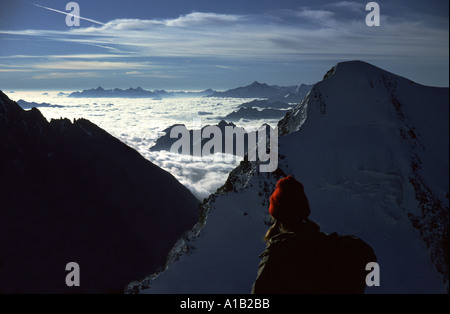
[33,3,106,26]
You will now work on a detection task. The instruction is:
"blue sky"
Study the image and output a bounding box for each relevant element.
[0,0,448,90]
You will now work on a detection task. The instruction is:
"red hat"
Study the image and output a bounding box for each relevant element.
[269,175,310,221]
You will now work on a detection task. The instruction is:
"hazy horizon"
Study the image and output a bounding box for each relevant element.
[2,81,306,93]
[0,0,448,91]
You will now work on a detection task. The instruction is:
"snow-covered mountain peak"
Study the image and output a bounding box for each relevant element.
[279,60,446,136]
[323,60,405,83]
[278,60,449,292]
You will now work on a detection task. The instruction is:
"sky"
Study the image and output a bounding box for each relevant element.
[0,0,448,90]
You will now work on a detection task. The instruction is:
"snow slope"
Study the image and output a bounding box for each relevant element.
[128,61,448,294]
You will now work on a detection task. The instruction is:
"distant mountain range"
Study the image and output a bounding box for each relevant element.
[209,81,313,102]
[68,86,215,99]
[67,82,312,102]
[17,99,64,109]
[0,91,199,293]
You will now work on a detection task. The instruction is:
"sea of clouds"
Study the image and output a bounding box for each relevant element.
[10,91,280,200]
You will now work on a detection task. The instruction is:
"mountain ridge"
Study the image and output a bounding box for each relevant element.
[67,82,312,102]
[68,86,215,98]
[0,90,200,293]
[209,82,312,102]
[129,60,449,294]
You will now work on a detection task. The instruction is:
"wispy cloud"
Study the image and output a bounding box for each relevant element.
[125,71,142,75]
[124,71,180,79]
[0,63,32,71]
[0,69,32,72]
[293,8,335,22]
[163,12,244,27]
[31,60,154,70]
[33,3,105,26]
[0,7,447,85]
[1,9,447,61]
[0,54,132,60]
[327,1,364,12]
[31,72,100,79]
[59,11,450,60]
[215,65,234,70]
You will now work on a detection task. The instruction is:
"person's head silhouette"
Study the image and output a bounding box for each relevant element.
[254,175,376,294]
[269,175,310,221]
[264,175,313,242]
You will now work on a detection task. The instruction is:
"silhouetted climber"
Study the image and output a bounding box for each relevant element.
[252,175,376,294]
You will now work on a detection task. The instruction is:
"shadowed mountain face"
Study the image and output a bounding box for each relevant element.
[0,91,199,293]
[209,81,312,102]
[149,120,275,159]
[150,120,242,154]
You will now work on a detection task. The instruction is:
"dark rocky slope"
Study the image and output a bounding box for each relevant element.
[0,91,199,293]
